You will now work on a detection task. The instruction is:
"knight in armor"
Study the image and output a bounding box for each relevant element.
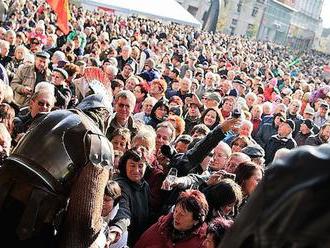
[0,92,114,247]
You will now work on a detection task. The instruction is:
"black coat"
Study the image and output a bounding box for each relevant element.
[184,115,200,134]
[305,134,325,146]
[255,122,277,149]
[294,131,313,146]
[160,124,226,213]
[167,123,226,177]
[112,176,150,246]
[265,134,297,165]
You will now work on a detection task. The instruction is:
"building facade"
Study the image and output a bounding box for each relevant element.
[216,0,267,39]
[288,0,324,50]
[257,0,295,45]
[176,0,211,24]
[257,0,324,50]
[177,0,325,51]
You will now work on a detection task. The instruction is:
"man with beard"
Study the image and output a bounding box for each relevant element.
[305,122,330,146]
[11,51,51,106]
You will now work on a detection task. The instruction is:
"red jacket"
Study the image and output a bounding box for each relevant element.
[144,159,165,213]
[263,86,274,102]
[135,213,207,248]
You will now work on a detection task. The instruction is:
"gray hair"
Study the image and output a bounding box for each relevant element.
[35,81,55,96]
[105,64,118,76]
[0,40,10,50]
[156,121,176,143]
[115,90,136,106]
[52,51,66,62]
[246,92,257,100]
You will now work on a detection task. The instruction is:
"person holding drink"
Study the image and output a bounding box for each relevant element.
[160,116,242,213]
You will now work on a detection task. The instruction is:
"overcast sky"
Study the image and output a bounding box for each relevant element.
[321,0,330,28]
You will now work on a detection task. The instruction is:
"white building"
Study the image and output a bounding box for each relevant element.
[176,0,211,24]
[216,0,267,39]
[288,0,324,49]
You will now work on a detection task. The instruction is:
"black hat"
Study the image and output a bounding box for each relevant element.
[320,102,329,109]
[302,119,313,129]
[35,51,50,59]
[241,144,265,158]
[53,68,68,79]
[169,106,182,116]
[284,119,295,131]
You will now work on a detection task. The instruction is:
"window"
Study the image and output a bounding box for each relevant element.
[230,26,236,35]
[248,24,254,30]
[246,24,255,37]
[232,18,238,26]
[237,1,242,12]
[252,6,258,17]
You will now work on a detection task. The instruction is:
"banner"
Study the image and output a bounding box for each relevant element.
[46,0,70,34]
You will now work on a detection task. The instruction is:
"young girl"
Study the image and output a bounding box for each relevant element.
[93,180,123,248]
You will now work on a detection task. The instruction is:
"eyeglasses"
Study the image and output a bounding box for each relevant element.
[117,103,131,109]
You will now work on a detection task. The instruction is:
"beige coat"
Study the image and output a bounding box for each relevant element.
[11,63,51,106]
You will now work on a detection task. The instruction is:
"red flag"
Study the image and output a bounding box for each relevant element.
[46,0,70,35]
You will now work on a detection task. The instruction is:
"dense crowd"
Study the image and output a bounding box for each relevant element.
[0,0,330,247]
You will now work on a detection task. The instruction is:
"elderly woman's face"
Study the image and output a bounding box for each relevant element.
[173,204,197,231]
[126,159,146,183]
[15,49,24,60]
